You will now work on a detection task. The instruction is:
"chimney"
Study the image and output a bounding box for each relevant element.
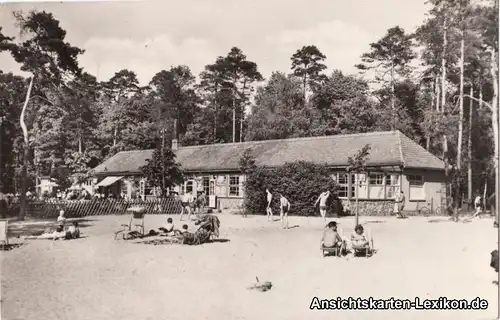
[172,139,178,151]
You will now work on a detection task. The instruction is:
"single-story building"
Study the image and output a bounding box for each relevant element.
[91,130,446,214]
[35,176,60,197]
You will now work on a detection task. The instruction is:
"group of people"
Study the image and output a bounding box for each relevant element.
[264,188,408,223]
[26,209,81,240]
[179,191,207,221]
[320,220,373,255]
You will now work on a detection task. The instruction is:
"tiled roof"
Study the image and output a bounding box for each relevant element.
[92,130,444,175]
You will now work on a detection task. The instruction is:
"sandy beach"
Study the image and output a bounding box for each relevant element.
[1,214,498,320]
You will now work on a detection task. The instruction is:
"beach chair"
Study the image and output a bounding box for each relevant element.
[321,227,345,257]
[351,228,374,258]
[0,219,8,250]
[321,244,342,257]
[114,207,146,240]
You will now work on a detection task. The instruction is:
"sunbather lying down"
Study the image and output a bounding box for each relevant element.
[26,222,81,240]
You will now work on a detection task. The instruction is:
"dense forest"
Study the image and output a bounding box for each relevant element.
[0,0,498,207]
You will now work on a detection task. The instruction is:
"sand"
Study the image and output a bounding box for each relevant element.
[1,214,498,320]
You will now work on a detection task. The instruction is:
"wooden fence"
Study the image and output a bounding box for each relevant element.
[6,198,182,219]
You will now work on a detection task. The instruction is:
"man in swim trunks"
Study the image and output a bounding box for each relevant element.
[314,191,330,222]
[266,188,273,221]
[279,193,290,229]
[180,191,193,221]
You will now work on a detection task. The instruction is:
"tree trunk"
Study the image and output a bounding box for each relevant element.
[390,61,396,131]
[19,76,35,221]
[436,74,441,112]
[303,73,307,106]
[489,49,499,224]
[457,37,465,172]
[467,86,473,209]
[161,128,166,197]
[0,117,4,193]
[232,96,236,143]
[441,13,449,216]
[113,127,117,147]
[78,137,82,154]
[453,36,465,221]
[479,86,483,109]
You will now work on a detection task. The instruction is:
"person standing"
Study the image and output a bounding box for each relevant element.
[266,189,273,221]
[279,193,290,229]
[180,191,194,221]
[394,190,406,218]
[472,193,483,218]
[314,191,331,222]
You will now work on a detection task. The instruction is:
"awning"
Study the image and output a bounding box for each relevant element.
[95,176,124,187]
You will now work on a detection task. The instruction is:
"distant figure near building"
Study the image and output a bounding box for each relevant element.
[472,194,483,218]
[314,191,331,222]
[279,193,290,229]
[394,190,406,218]
[180,191,193,221]
[266,189,273,221]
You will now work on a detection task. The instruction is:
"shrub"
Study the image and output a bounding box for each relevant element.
[243,161,341,216]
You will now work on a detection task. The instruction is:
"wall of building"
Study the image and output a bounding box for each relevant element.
[401,169,445,212]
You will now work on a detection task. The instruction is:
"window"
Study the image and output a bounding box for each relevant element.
[144,180,153,195]
[121,180,128,197]
[385,174,400,198]
[332,173,353,198]
[203,177,210,195]
[408,174,425,200]
[209,180,215,195]
[185,180,193,194]
[408,175,424,186]
[369,173,383,185]
[229,175,240,196]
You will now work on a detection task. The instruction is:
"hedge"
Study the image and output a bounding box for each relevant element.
[243,161,345,217]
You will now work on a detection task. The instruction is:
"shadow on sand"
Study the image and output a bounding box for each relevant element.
[8,218,96,237]
[0,243,25,251]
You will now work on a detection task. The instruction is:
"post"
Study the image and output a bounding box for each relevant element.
[0,116,4,193]
[355,176,359,226]
[161,128,166,196]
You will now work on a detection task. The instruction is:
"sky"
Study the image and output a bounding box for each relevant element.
[0,0,430,85]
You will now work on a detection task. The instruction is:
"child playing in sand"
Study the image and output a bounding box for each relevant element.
[350,224,370,250]
[65,222,80,240]
[321,221,345,251]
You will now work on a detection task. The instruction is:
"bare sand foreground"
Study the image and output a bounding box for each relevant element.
[1,214,498,320]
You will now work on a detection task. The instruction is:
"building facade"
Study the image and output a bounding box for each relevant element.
[91,131,446,214]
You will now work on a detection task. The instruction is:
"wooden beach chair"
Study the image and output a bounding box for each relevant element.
[321,227,345,257]
[114,207,146,240]
[0,219,8,250]
[351,228,374,258]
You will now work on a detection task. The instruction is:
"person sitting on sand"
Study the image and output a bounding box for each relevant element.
[180,224,189,235]
[65,222,80,240]
[350,224,371,250]
[158,218,175,234]
[321,221,345,251]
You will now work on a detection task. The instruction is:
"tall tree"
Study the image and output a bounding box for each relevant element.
[356,26,415,130]
[290,45,327,103]
[5,10,84,219]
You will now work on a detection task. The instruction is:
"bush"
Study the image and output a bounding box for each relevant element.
[243,161,342,217]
